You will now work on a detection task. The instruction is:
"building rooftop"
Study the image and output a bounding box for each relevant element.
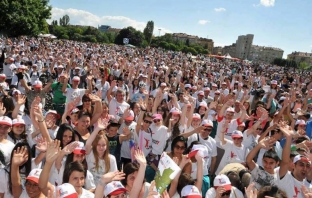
[289,51,312,57]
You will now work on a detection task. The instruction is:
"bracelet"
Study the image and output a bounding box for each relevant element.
[38,119,45,122]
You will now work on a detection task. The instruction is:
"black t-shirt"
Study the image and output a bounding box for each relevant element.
[106,134,121,162]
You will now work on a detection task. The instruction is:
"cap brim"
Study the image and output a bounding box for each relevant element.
[125,116,134,121]
[33,85,42,88]
[73,150,86,155]
[26,176,39,184]
[232,135,243,138]
[171,112,181,115]
[62,193,78,198]
[12,123,25,126]
[109,188,127,196]
[186,195,202,198]
[0,122,12,126]
[223,184,232,191]
[202,124,212,127]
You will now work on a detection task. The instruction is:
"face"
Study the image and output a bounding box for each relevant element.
[69,171,85,192]
[198,106,206,115]
[70,113,79,122]
[109,193,127,198]
[116,92,124,102]
[0,124,11,137]
[12,124,25,135]
[153,119,162,126]
[243,102,249,110]
[33,87,41,93]
[126,171,138,189]
[45,113,57,128]
[262,157,278,173]
[78,115,90,129]
[73,154,85,163]
[171,114,180,123]
[293,161,311,181]
[143,117,152,128]
[237,125,245,132]
[62,130,73,146]
[25,180,41,198]
[97,138,107,155]
[192,118,201,127]
[232,137,243,146]
[83,98,91,107]
[173,141,185,156]
[225,112,234,120]
[200,126,212,139]
[107,126,118,136]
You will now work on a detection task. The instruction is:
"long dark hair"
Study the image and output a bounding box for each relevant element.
[64,153,88,171]
[55,123,76,149]
[8,142,32,194]
[8,125,28,144]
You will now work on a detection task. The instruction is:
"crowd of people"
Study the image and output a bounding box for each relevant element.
[0,36,312,198]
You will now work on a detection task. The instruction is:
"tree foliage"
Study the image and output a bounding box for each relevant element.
[143,21,154,45]
[0,0,52,37]
[115,27,144,46]
[59,14,70,26]
[273,58,298,68]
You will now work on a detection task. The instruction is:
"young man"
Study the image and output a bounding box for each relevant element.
[277,123,312,198]
[246,137,279,190]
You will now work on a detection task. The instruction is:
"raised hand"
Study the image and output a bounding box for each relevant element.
[35,137,48,152]
[12,146,28,167]
[62,141,79,155]
[46,140,61,163]
[88,94,101,102]
[258,137,276,150]
[209,101,217,109]
[134,149,147,166]
[245,183,258,198]
[17,94,27,105]
[100,171,126,185]
[146,181,158,198]
[110,80,117,88]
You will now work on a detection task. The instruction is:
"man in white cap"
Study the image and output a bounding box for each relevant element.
[205,174,243,197]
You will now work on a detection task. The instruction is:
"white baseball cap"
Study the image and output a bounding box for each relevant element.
[192,113,201,120]
[295,119,306,126]
[170,107,181,115]
[72,76,80,81]
[73,142,86,155]
[26,168,42,183]
[104,181,127,196]
[231,130,243,138]
[226,107,235,113]
[45,110,58,118]
[12,89,21,95]
[125,110,134,121]
[181,185,201,198]
[57,183,78,198]
[191,144,208,158]
[0,74,6,78]
[214,174,232,191]
[293,155,311,164]
[201,119,213,127]
[0,116,12,126]
[185,84,191,89]
[12,118,25,126]
[33,80,42,88]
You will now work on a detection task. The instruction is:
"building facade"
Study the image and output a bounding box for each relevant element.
[222,44,236,58]
[198,38,214,54]
[249,45,284,63]
[235,34,254,59]
[287,52,312,66]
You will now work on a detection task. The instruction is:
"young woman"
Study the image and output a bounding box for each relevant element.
[99,102,115,129]
[0,116,15,169]
[85,121,118,185]
[7,118,30,144]
[38,140,94,197]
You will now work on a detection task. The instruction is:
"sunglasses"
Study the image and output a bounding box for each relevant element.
[144,120,152,124]
[221,190,231,196]
[204,128,212,132]
[83,100,91,102]
[256,128,263,130]
[174,145,185,150]
[233,138,243,140]
[153,119,161,123]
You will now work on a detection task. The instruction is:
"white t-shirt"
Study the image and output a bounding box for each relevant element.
[250,164,278,190]
[216,141,249,174]
[150,124,168,155]
[86,151,117,185]
[242,130,259,151]
[277,171,312,198]
[187,134,217,174]
[205,186,244,198]
[135,129,152,157]
[79,188,94,198]
[215,116,242,147]
[95,80,110,101]
[108,98,130,121]
[64,88,86,106]
[118,122,137,159]
[0,140,15,169]
[0,168,13,198]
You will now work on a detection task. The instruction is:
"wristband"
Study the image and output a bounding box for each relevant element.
[38,119,45,122]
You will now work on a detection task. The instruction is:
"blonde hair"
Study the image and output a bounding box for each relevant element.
[92,131,110,173]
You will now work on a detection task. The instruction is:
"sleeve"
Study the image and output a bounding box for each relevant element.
[85,171,96,190]
[109,155,118,172]
[11,75,18,85]
[205,188,216,198]
[212,141,217,157]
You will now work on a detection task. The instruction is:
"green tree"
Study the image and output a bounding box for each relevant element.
[0,0,52,37]
[185,39,190,46]
[143,21,154,45]
[299,61,309,70]
[115,27,144,46]
[51,20,58,26]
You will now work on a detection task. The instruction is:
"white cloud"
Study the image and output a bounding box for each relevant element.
[260,0,275,7]
[198,20,209,25]
[48,7,172,35]
[214,8,226,12]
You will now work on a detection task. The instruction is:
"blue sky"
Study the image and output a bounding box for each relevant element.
[48,0,311,58]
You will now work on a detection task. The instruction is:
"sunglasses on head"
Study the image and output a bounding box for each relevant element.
[144,120,152,124]
[221,190,231,196]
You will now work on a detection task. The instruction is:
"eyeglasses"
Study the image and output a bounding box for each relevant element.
[144,120,152,124]
[153,119,161,123]
[174,145,185,150]
[25,181,39,188]
[204,128,212,132]
[221,190,231,196]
